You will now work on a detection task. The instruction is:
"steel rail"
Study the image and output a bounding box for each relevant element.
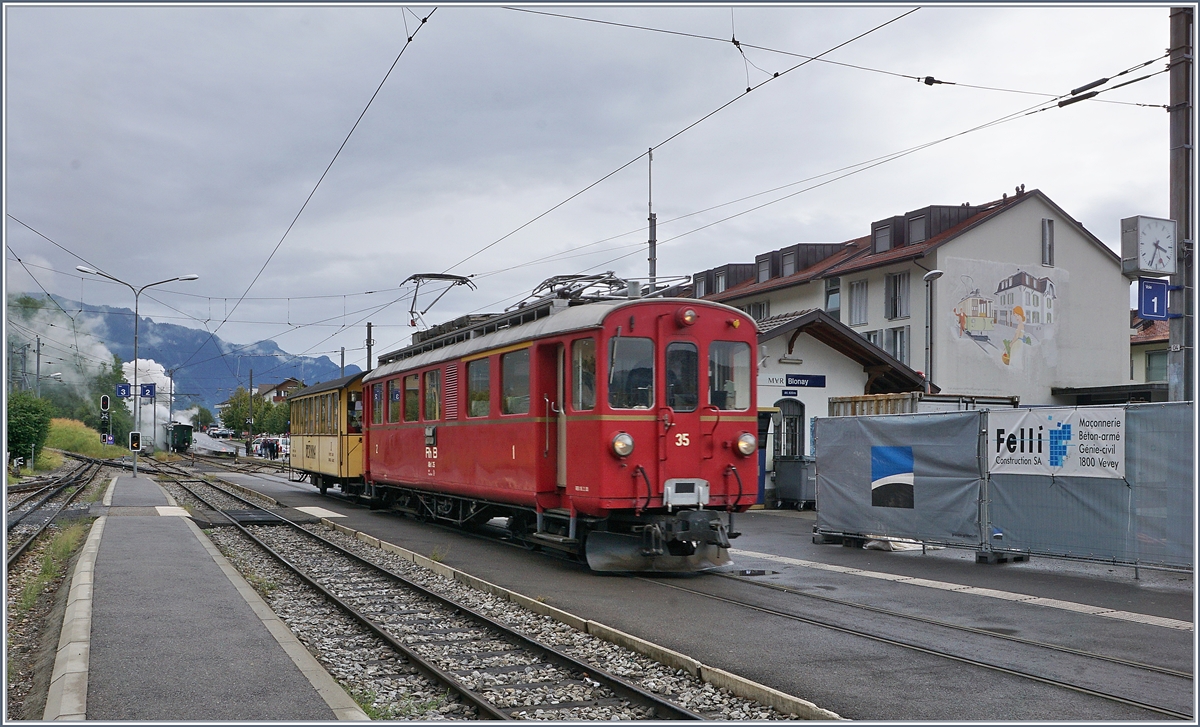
[6,461,101,568]
[167,471,703,719]
[6,460,92,530]
[639,577,1193,721]
[714,572,1193,679]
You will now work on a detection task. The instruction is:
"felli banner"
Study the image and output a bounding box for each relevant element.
[987,407,1125,479]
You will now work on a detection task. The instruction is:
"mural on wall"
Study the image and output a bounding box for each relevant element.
[943,257,1063,372]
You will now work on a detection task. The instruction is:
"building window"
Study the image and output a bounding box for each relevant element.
[873,225,892,253]
[758,259,770,283]
[501,349,530,414]
[1146,350,1168,382]
[741,301,770,321]
[908,215,927,244]
[782,251,796,277]
[864,329,882,347]
[694,277,706,297]
[849,279,868,326]
[825,277,841,322]
[1042,218,1055,266]
[424,369,441,420]
[714,271,726,293]
[885,271,910,320]
[885,325,910,365]
[467,358,490,417]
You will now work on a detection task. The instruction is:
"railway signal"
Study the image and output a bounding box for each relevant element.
[129,431,141,451]
[101,394,110,411]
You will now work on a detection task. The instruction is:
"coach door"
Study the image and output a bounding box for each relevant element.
[536,342,567,492]
[659,338,706,508]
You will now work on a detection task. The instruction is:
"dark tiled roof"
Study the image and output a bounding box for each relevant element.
[1129,310,1170,344]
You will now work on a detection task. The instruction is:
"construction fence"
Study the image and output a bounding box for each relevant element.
[813,402,1193,570]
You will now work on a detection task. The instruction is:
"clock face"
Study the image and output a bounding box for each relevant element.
[1138,217,1176,274]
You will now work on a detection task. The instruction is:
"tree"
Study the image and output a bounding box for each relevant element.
[220,387,272,435]
[7,391,54,466]
[192,406,215,429]
[263,400,290,434]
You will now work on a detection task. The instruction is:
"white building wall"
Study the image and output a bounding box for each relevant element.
[756,331,867,456]
[931,196,1126,403]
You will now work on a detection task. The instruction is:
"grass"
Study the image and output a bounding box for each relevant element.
[43,418,129,460]
[350,687,450,719]
[13,521,91,616]
[429,545,450,563]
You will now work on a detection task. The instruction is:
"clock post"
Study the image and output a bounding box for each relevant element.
[1168,6,1192,403]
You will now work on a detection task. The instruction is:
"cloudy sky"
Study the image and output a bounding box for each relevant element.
[5,4,1173,371]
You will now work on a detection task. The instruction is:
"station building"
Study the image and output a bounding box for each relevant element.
[692,187,1131,458]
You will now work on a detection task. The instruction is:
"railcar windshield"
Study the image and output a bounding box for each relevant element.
[709,341,752,411]
[665,342,698,412]
[608,337,654,409]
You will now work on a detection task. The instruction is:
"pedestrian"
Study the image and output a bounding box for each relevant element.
[245,438,252,458]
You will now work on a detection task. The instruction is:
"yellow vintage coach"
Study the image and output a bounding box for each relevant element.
[289,372,366,495]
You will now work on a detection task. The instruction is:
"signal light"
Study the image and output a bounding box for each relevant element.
[675,307,698,327]
[129,432,141,451]
[100,395,110,412]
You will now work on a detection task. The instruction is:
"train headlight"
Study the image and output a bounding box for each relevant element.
[735,432,757,456]
[612,432,635,457]
[675,307,698,327]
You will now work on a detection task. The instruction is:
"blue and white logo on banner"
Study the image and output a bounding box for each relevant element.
[871,446,914,509]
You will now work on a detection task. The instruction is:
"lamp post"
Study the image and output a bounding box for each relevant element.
[77,266,199,476]
[923,269,944,395]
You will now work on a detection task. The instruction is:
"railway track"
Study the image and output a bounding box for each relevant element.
[6,459,102,568]
[153,465,775,720]
[636,574,1194,720]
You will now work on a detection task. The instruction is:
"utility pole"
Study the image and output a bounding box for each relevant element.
[647,148,657,294]
[34,336,42,397]
[1169,7,1194,402]
[340,347,345,378]
[249,368,254,438]
[366,322,374,373]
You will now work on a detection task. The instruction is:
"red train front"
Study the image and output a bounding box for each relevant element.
[362,295,758,572]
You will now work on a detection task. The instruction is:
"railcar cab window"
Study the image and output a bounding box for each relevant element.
[665,342,698,412]
[424,369,441,420]
[403,375,419,422]
[709,341,751,410]
[501,349,530,414]
[348,389,363,433]
[608,337,654,409]
[467,359,490,417]
[386,380,402,422]
[372,384,384,425]
[572,338,596,411]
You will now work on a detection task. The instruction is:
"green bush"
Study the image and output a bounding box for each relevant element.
[7,392,53,467]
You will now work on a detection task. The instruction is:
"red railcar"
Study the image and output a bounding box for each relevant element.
[361,295,758,571]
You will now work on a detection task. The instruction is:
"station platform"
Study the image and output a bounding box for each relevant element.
[42,475,366,721]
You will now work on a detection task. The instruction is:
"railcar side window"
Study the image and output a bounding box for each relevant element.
[404,375,419,422]
[372,384,383,425]
[571,338,596,411]
[608,337,654,409]
[348,390,363,433]
[387,380,402,422]
[708,341,751,411]
[501,349,530,414]
[665,342,698,412]
[467,359,490,417]
[424,369,441,420]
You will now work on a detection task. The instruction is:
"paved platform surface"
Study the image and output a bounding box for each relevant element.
[42,475,365,721]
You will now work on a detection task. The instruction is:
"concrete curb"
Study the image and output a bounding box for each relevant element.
[321,518,843,720]
[43,515,106,720]
[187,518,368,720]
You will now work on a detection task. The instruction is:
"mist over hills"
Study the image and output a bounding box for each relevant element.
[14,294,359,411]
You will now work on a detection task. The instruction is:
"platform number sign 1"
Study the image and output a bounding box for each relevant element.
[1138,277,1169,321]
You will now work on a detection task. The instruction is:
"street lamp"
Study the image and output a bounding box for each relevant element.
[923,269,944,395]
[77,266,199,476]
